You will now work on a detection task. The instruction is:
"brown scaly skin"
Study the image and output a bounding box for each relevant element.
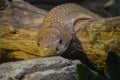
[38,3,101,57]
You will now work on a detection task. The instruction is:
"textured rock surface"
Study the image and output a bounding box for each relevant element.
[0,1,47,62]
[0,56,80,80]
[75,17,120,70]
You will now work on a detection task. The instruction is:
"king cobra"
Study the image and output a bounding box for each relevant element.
[38,3,101,56]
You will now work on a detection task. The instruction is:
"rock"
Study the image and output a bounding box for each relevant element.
[0,56,80,80]
[0,0,47,62]
[75,17,120,71]
[3,0,47,28]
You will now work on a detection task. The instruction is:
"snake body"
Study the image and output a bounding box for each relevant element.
[38,3,101,57]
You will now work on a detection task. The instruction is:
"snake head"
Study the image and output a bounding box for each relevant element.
[38,27,67,57]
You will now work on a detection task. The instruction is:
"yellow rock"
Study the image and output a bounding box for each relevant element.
[76,17,120,70]
[0,1,47,62]
[7,51,38,60]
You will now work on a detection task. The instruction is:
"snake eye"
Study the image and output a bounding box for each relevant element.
[113,26,117,29]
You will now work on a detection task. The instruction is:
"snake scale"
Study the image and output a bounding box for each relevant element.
[38,3,101,56]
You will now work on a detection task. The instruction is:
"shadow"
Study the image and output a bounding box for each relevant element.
[62,35,109,80]
[61,35,97,71]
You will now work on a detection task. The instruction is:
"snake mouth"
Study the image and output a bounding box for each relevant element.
[38,45,57,57]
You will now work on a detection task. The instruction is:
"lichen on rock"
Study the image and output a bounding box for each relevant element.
[75,17,120,70]
[0,1,47,62]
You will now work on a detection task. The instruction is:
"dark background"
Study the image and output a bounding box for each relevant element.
[25,0,120,17]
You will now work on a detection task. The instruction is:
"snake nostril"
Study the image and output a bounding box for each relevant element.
[59,39,62,44]
[56,47,59,52]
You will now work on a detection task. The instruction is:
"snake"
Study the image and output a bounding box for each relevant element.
[38,3,101,57]
[38,3,120,70]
